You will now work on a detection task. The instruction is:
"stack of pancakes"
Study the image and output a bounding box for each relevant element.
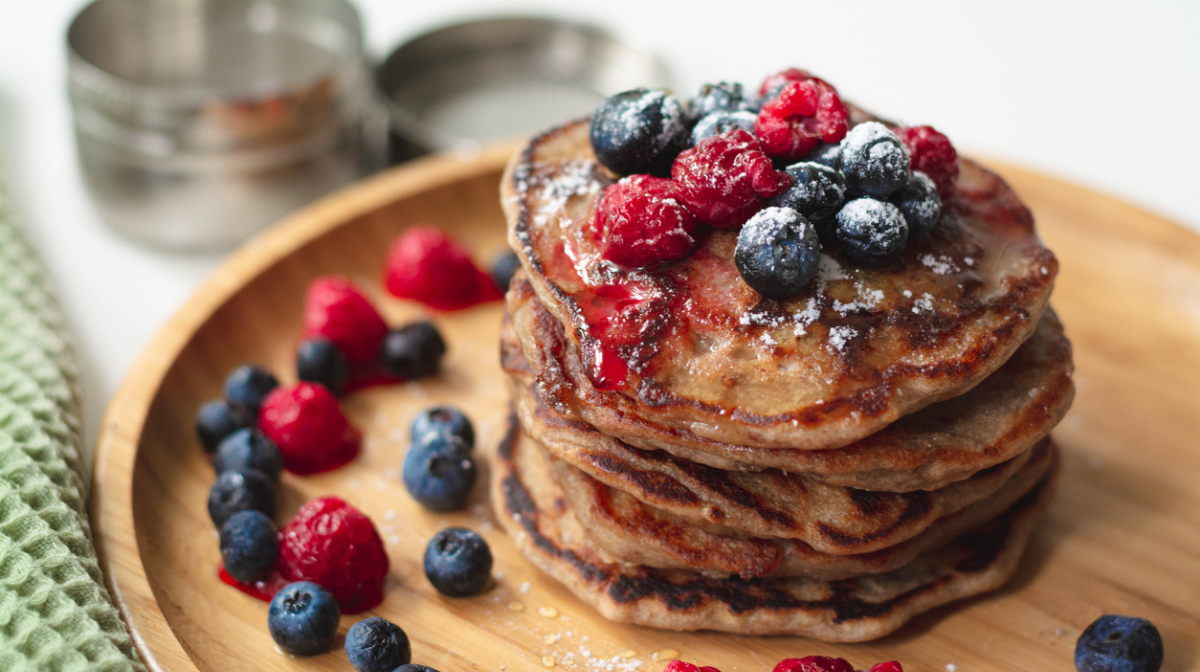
[492,117,1073,642]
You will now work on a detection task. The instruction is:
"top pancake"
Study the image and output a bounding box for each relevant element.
[503,119,1058,451]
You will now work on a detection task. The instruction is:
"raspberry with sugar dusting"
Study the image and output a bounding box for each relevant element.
[278,496,388,613]
[593,175,700,268]
[896,125,959,200]
[663,661,722,672]
[302,276,388,366]
[384,226,501,311]
[773,657,855,672]
[671,129,791,228]
[259,382,360,475]
[755,79,849,161]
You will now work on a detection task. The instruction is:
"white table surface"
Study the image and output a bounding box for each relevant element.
[0,0,1197,466]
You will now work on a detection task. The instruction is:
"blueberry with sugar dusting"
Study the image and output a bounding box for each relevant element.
[690,110,758,146]
[891,171,942,241]
[219,510,278,582]
[345,617,411,672]
[213,428,283,482]
[393,666,441,672]
[296,337,349,396]
[380,321,446,380]
[687,81,754,118]
[834,197,909,268]
[839,121,911,199]
[223,364,279,415]
[424,527,493,597]
[207,469,276,527]
[411,406,475,449]
[803,141,842,169]
[490,250,521,292]
[735,207,821,300]
[195,399,252,453]
[1075,615,1163,672]
[769,162,846,232]
[589,89,692,177]
[268,581,340,656]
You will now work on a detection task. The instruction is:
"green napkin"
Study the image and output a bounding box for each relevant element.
[0,190,145,671]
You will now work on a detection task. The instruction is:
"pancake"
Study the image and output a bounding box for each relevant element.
[547,438,1053,579]
[502,119,1058,452]
[492,417,1058,641]
[504,279,1074,490]
[507,368,1032,553]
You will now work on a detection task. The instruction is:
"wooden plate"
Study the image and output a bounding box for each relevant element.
[92,144,1200,672]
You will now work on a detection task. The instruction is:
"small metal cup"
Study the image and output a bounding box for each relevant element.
[67,0,381,250]
[378,17,668,162]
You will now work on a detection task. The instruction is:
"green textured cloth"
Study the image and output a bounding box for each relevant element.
[0,190,146,671]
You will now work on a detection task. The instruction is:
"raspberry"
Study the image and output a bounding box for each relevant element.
[755,80,849,160]
[671,129,791,228]
[664,661,722,672]
[772,657,855,672]
[757,67,819,99]
[868,663,904,672]
[278,497,388,613]
[302,276,388,366]
[895,125,959,200]
[593,175,700,268]
[259,383,361,475]
[384,226,501,311]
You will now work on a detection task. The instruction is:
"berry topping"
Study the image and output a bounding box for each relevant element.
[590,88,692,177]
[213,428,283,482]
[839,121,911,198]
[896,125,959,199]
[671,129,791,228]
[423,527,493,597]
[691,110,758,146]
[769,161,847,227]
[834,198,909,268]
[754,79,849,160]
[380,321,447,379]
[384,226,502,311]
[772,657,855,672]
[403,433,476,512]
[296,337,349,396]
[593,175,700,268]
[207,469,276,527]
[303,276,388,366]
[891,171,942,241]
[345,617,412,672]
[267,581,341,656]
[259,382,361,475]
[411,406,475,448]
[490,250,522,292]
[278,497,388,613]
[1075,615,1163,672]
[219,510,279,583]
[735,207,821,300]
[195,399,252,453]
[756,67,820,101]
[223,365,279,415]
[688,81,754,118]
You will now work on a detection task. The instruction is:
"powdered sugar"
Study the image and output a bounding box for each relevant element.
[827,325,858,351]
[920,253,960,275]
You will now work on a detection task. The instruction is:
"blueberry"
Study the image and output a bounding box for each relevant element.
[735,207,821,300]
[410,406,475,449]
[219,510,278,582]
[223,365,279,415]
[393,666,440,672]
[769,161,846,230]
[195,399,252,453]
[690,110,758,146]
[687,81,754,118]
[380,322,446,380]
[423,527,493,597]
[297,337,349,396]
[803,141,842,170]
[207,469,276,527]
[589,89,692,177]
[839,121,911,199]
[267,581,340,656]
[345,617,411,672]
[891,171,942,241]
[213,428,283,481]
[490,251,521,292]
[834,198,909,268]
[1075,615,1163,672]
[403,434,475,512]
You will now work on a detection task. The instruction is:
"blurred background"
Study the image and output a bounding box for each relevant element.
[0,0,1197,454]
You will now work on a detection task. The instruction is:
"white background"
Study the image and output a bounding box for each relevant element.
[0,0,1197,459]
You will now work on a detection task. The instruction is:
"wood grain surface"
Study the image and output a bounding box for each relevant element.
[90,145,1200,672]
